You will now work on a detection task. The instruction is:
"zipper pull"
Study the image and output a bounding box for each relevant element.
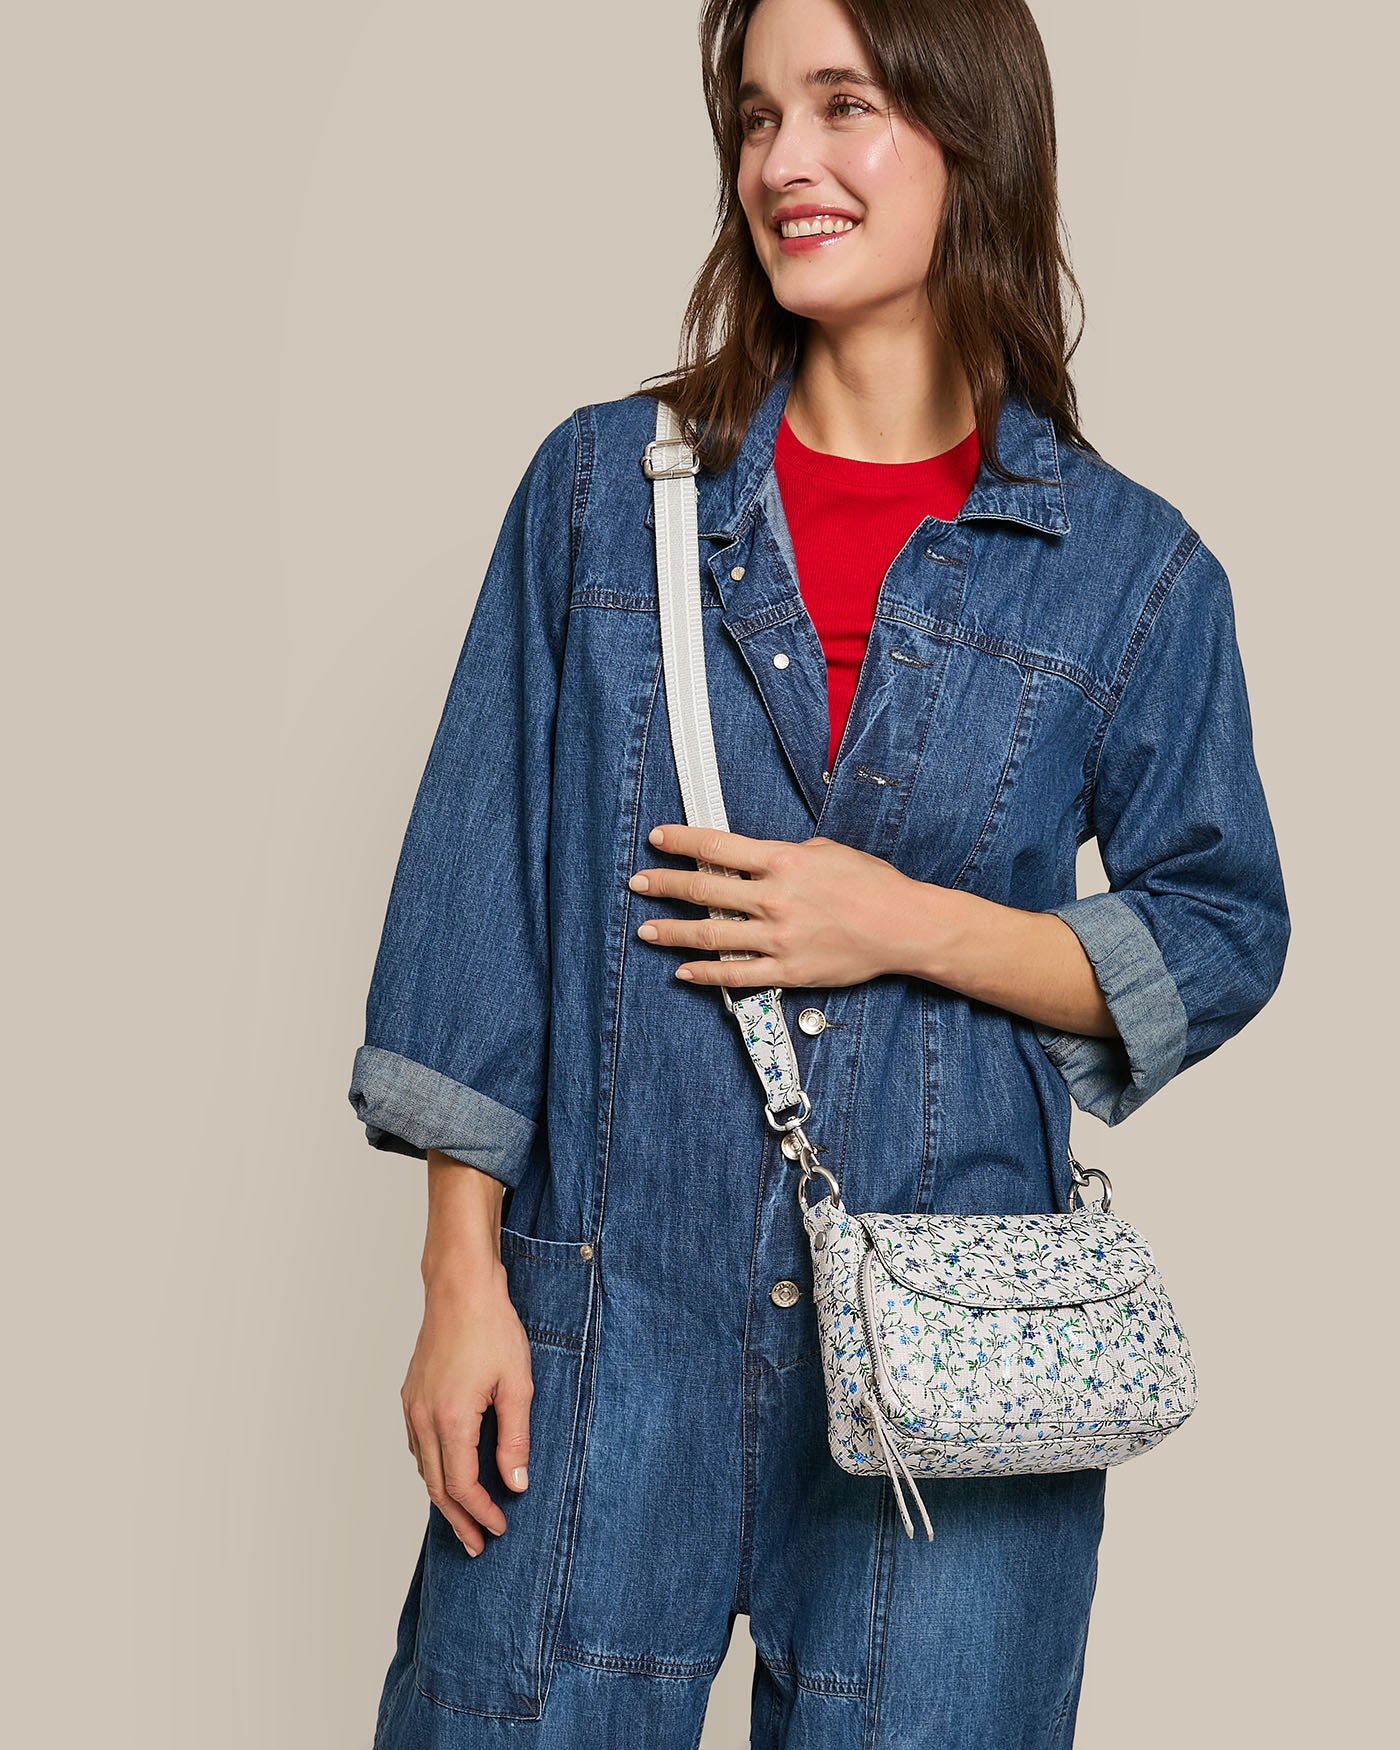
[859,1385,935,1542]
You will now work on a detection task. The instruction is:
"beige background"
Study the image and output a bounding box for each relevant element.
[4,2,1391,1743]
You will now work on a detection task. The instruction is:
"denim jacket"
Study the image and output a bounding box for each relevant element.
[349,364,1289,1233]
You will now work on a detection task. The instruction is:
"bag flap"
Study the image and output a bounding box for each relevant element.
[859,1209,1154,1309]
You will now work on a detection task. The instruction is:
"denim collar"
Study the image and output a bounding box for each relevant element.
[688,362,1071,541]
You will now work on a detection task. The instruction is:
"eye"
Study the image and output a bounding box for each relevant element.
[739,93,876,136]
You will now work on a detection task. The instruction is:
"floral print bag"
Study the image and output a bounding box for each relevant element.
[645,401,1198,1540]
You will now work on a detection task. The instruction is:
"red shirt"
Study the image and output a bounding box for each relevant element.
[774,411,981,772]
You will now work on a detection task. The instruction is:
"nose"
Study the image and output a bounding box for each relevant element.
[758,114,826,194]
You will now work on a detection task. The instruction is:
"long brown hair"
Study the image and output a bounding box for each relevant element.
[631,0,1095,482]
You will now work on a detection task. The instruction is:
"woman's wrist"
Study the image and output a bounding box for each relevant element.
[421,1151,507,1294]
[897,877,1116,1039]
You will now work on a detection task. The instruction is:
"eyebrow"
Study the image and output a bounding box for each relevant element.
[736,66,883,104]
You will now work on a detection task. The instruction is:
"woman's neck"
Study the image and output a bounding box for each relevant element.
[785,328,976,464]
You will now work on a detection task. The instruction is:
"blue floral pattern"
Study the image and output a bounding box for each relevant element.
[728,987,803,1108]
[801,1196,1198,1498]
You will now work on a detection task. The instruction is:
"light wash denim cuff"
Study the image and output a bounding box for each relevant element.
[1033,892,1189,1126]
[348,1045,536,1189]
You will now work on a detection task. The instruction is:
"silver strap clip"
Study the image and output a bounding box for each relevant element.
[1067,1148,1113,1212]
[642,436,701,480]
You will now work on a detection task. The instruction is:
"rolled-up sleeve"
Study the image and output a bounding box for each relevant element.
[348,409,582,1187]
[1035,534,1291,1124]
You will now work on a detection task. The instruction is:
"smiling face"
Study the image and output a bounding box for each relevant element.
[736,0,951,329]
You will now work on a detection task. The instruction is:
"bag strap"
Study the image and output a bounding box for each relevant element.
[643,398,810,1122]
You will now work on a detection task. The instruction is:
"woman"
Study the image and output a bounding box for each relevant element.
[349,0,1290,1743]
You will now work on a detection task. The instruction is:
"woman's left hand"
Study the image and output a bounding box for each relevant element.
[627,822,927,991]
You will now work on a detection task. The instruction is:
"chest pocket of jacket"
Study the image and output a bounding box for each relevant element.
[413,1227,597,1719]
[881,637,1047,889]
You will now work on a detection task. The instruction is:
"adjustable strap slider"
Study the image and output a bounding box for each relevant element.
[642,437,700,480]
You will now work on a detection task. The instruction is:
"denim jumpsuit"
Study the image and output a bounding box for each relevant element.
[349,365,1290,1748]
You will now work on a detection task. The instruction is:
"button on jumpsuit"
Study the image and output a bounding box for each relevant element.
[349,367,1290,1747]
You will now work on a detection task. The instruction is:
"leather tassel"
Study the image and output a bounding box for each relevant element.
[860,1386,935,1541]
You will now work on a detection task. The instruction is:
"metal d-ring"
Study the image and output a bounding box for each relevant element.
[797,1161,843,1215]
[1068,1151,1113,1213]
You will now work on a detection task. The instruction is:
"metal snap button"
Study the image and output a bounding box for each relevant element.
[579,1243,594,1260]
[770,1279,802,1307]
[772,651,790,669]
[821,769,830,785]
[730,564,746,580]
[797,1007,827,1035]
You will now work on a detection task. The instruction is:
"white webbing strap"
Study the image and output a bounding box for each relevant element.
[645,398,806,1115]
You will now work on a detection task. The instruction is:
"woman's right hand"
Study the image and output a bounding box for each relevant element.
[401,1153,534,1556]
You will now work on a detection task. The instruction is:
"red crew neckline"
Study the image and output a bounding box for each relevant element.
[776,410,980,488]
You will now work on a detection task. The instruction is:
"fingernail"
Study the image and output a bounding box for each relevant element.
[461,1538,480,1557]
[512,1465,529,1490]
[675,968,693,980]
[649,827,665,845]
[637,922,658,940]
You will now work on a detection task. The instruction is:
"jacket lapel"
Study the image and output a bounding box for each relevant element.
[710,479,832,824]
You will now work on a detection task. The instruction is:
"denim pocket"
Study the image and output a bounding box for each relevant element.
[413,1226,597,1719]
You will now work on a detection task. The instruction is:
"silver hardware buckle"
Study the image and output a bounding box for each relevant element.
[773,1114,843,1213]
[1067,1149,1113,1213]
[642,437,700,480]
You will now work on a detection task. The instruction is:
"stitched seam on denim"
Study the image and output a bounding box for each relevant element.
[498,1247,594,1267]
[722,514,831,819]
[913,985,942,1212]
[570,405,595,575]
[721,471,768,550]
[411,1675,537,1720]
[733,1345,760,1615]
[865,624,952,885]
[539,1275,601,1715]
[1082,523,1202,819]
[726,577,791,641]
[737,517,811,634]
[862,1477,896,1748]
[829,596,954,862]
[797,1671,866,1697]
[527,1321,586,1711]
[950,665,1037,890]
[554,1643,724,1678]
[758,1660,866,1697]
[825,978,869,1205]
[516,1323,585,1354]
[1042,408,1068,510]
[719,595,1108,710]
[894,612,1112,709]
[592,645,663,1254]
